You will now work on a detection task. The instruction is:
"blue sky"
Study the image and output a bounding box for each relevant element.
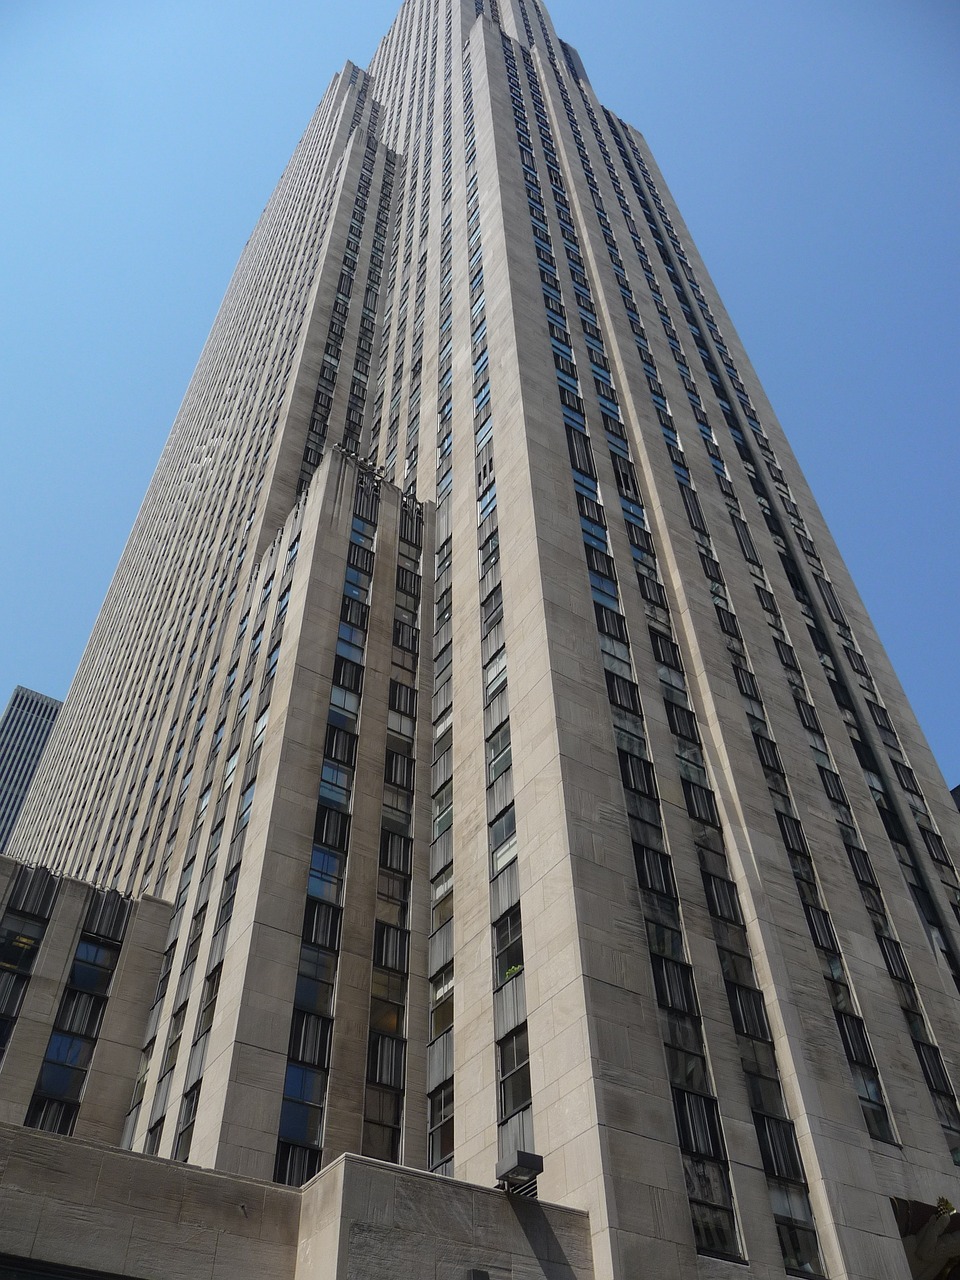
[1,1,958,780]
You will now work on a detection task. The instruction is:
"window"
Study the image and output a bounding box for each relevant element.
[334,656,363,694]
[893,761,921,796]
[755,1113,804,1181]
[389,681,417,717]
[920,828,952,867]
[733,665,761,701]
[845,844,877,887]
[715,605,741,639]
[652,956,698,1014]
[605,670,641,714]
[173,1083,201,1161]
[566,425,596,477]
[844,646,869,677]
[794,697,821,733]
[494,906,523,986]
[727,983,770,1040]
[731,513,761,565]
[818,767,848,806]
[666,700,699,742]
[756,586,779,616]
[815,575,847,625]
[0,912,45,974]
[699,552,724,584]
[679,484,708,533]
[595,604,627,642]
[804,903,838,953]
[754,734,783,774]
[702,873,741,925]
[915,1040,952,1096]
[373,921,409,972]
[673,1088,723,1159]
[649,629,682,671]
[498,1024,531,1119]
[393,620,419,653]
[867,701,894,733]
[289,1011,332,1068]
[775,639,800,671]
[384,751,414,791]
[635,845,675,898]
[428,1081,454,1168]
[878,935,910,983]
[619,751,658,798]
[637,573,668,609]
[430,966,454,1039]
[777,812,808,855]
[682,779,720,827]
[325,725,357,767]
[70,939,120,996]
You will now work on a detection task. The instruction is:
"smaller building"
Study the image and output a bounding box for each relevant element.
[0,688,61,854]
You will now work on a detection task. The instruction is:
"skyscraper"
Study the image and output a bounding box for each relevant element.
[3,1,960,1278]
[0,688,60,854]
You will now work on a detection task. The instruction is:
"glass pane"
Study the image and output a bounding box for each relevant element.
[690,1202,740,1258]
[776,1222,824,1276]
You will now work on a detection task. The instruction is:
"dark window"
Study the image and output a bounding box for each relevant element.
[756,586,779,615]
[699,552,724,584]
[566,425,596,477]
[637,573,668,608]
[619,751,658,798]
[652,956,698,1013]
[680,485,708,533]
[731,513,761,565]
[893,761,921,796]
[389,680,417,717]
[428,1081,454,1168]
[333,656,363,693]
[733,665,761,700]
[818,767,848,805]
[702,873,742,924]
[682,780,720,827]
[595,603,628,641]
[845,844,877,887]
[915,1040,952,1096]
[673,1088,724,1159]
[666,701,699,742]
[635,845,675,897]
[775,639,800,671]
[385,751,415,791]
[755,1113,804,1181]
[835,1012,874,1067]
[498,1024,531,1119]
[815,575,847,625]
[804,903,838,953]
[844,646,869,677]
[794,698,821,733]
[727,983,770,1040]
[605,671,641,714]
[324,725,357,766]
[494,906,524,986]
[878,935,910,983]
[715,605,741,639]
[754,734,783,774]
[920,828,952,866]
[867,701,894,733]
[649,629,682,670]
[777,812,808,855]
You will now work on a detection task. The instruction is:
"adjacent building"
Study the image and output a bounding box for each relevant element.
[3,1,960,1278]
[0,688,60,854]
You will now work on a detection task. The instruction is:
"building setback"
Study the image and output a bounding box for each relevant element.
[0,688,60,855]
[3,1,960,1278]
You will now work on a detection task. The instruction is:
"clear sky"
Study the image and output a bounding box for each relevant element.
[1,1,958,779]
